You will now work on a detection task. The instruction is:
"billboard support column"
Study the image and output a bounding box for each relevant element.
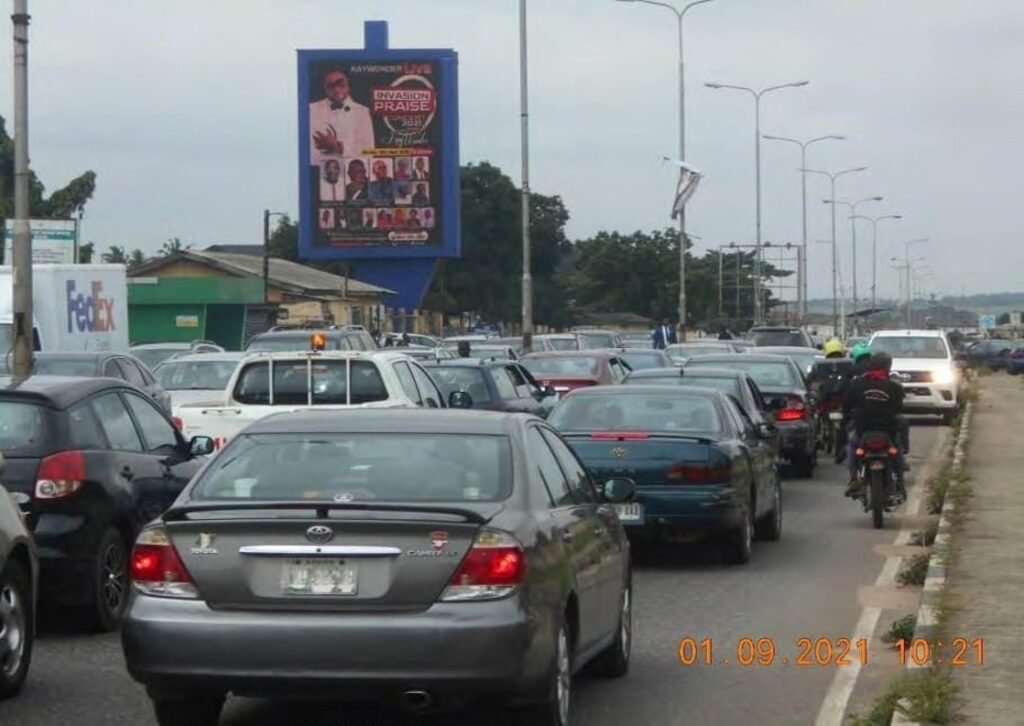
[519,0,533,354]
[11,0,33,377]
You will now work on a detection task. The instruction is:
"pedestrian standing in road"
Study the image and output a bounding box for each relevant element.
[457,341,471,358]
[652,319,677,350]
[717,325,733,340]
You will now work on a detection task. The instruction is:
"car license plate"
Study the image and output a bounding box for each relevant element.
[281,559,357,596]
[829,411,844,421]
[869,461,887,471]
[614,503,644,525]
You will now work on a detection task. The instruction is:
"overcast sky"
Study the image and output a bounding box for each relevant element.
[2,0,1021,301]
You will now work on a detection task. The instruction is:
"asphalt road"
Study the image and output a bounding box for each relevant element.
[0,424,944,726]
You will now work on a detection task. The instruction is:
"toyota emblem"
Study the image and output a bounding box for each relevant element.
[305,525,335,544]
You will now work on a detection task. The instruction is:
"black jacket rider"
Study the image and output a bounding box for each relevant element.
[843,363,904,435]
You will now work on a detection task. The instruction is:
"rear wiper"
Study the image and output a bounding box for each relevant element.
[164,501,491,523]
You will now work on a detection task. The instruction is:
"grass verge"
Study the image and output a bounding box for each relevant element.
[909,520,938,547]
[881,614,916,647]
[897,553,931,587]
[847,671,957,725]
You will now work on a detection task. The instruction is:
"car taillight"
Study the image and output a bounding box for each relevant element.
[171,416,183,430]
[775,396,807,422]
[440,529,525,602]
[666,462,732,484]
[35,450,86,499]
[130,526,198,599]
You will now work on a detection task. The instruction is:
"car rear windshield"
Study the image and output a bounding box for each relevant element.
[619,352,665,370]
[545,337,579,351]
[31,358,97,376]
[0,400,48,453]
[870,336,949,359]
[676,376,743,399]
[154,360,239,390]
[246,335,343,353]
[750,330,808,347]
[521,356,599,377]
[192,433,512,502]
[667,344,733,361]
[687,359,796,389]
[131,348,181,370]
[466,347,514,361]
[426,367,492,404]
[233,359,389,405]
[581,332,616,348]
[550,392,722,434]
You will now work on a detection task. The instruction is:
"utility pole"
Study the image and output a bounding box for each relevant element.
[11,1,33,377]
[518,0,533,354]
[262,209,271,304]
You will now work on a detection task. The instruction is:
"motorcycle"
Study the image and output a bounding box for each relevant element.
[817,394,845,458]
[853,431,906,529]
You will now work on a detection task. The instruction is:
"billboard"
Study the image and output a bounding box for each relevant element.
[2,219,77,264]
[298,44,459,261]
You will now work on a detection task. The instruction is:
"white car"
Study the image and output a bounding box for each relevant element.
[868,329,960,424]
[175,349,465,449]
[153,352,246,409]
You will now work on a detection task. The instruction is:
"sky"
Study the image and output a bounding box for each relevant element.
[1,0,1022,302]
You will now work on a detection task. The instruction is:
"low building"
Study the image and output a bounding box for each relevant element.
[128,250,394,349]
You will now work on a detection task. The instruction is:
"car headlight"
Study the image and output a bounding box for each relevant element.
[932,367,957,385]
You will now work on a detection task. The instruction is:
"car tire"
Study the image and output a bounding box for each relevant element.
[755,479,783,542]
[591,580,631,678]
[0,561,33,700]
[942,411,956,426]
[511,616,572,726]
[87,527,129,632]
[722,503,753,565]
[152,694,225,726]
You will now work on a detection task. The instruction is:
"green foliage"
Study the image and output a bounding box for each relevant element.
[847,671,955,726]
[268,215,298,261]
[101,245,127,264]
[881,614,916,646]
[77,242,94,264]
[128,248,147,269]
[160,237,191,257]
[897,553,931,587]
[910,520,939,546]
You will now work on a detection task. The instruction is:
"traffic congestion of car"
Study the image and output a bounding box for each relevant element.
[0,324,971,725]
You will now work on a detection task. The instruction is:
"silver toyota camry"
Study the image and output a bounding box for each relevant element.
[121,409,635,726]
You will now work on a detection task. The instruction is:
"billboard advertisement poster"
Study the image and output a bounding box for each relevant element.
[298,48,459,261]
[2,219,78,264]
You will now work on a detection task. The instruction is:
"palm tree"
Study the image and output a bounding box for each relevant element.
[101,245,127,264]
[128,249,147,269]
[160,237,190,257]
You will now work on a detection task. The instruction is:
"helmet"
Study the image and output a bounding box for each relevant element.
[870,352,893,371]
[823,338,845,358]
[850,343,872,362]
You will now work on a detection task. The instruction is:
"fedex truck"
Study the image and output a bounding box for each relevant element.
[0,264,129,353]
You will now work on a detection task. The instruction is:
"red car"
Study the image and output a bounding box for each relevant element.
[519,350,633,393]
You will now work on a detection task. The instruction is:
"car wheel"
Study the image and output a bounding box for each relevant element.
[152,694,225,726]
[0,561,33,700]
[942,411,956,426]
[755,479,783,542]
[512,616,572,726]
[591,580,631,677]
[88,528,129,632]
[722,503,753,565]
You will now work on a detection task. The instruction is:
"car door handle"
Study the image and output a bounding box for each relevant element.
[561,530,575,543]
[120,466,134,480]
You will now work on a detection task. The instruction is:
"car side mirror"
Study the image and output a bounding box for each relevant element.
[448,390,474,409]
[603,477,636,504]
[542,385,557,398]
[189,436,216,457]
[757,423,775,439]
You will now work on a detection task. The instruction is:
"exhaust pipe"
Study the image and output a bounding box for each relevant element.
[401,690,433,712]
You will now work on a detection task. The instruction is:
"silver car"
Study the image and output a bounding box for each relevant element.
[0,453,38,700]
[121,409,635,726]
[152,352,245,409]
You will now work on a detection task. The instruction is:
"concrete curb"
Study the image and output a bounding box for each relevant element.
[890,403,972,726]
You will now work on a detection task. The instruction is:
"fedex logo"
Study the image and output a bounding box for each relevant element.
[67,280,116,333]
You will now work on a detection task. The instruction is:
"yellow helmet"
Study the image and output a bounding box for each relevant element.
[823,338,845,357]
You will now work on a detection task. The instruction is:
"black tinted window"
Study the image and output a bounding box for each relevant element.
[91,393,143,452]
[541,429,596,503]
[117,358,148,387]
[0,401,47,452]
[526,428,574,507]
[69,403,106,449]
[234,360,389,405]
[125,393,178,452]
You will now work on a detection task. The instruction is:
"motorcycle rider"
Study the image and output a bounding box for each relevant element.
[842,351,905,496]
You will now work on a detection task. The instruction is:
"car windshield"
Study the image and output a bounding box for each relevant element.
[192,432,512,502]
[546,337,580,351]
[666,344,733,363]
[750,330,808,347]
[677,376,743,399]
[31,357,98,376]
[246,335,341,353]
[521,356,599,377]
[0,400,47,452]
[233,359,389,405]
[619,351,666,370]
[762,350,821,374]
[131,348,182,369]
[465,347,514,361]
[550,392,722,434]
[871,336,949,359]
[426,367,492,405]
[580,332,616,348]
[154,360,239,390]
[688,359,797,389]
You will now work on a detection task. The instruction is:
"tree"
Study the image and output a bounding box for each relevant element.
[996,312,1011,326]
[268,216,298,261]
[77,242,94,264]
[128,249,147,269]
[0,115,97,263]
[159,237,190,257]
[102,245,127,264]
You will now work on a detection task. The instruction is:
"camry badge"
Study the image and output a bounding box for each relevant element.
[190,533,218,555]
[306,525,335,544]
[612,446,627,458]
[430,531,449,550]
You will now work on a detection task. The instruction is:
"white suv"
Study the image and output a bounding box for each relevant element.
[868,330,960,424]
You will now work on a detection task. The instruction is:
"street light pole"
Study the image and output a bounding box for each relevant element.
[803,166,866,335]
[707,80,810,324]
[519,0,534,353]
[824,195,882,324]
[617,0,715,340]
[903,238,929,327]
[763,133,845,319]
[850,213,901,311]
[11,0,32,377]
[262,210,287,305]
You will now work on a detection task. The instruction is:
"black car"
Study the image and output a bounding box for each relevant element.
[624,366,779,455]
[747,326,817,349]
[684,354,818,476]
[3,352,171,412]
[246,328,377,353]
[424,359,557,417]
[0,376,212,630]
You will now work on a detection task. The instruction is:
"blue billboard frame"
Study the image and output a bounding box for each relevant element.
[297,22,460,265]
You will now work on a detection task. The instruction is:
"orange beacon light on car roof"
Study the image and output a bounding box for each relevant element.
[310,333,327,352]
